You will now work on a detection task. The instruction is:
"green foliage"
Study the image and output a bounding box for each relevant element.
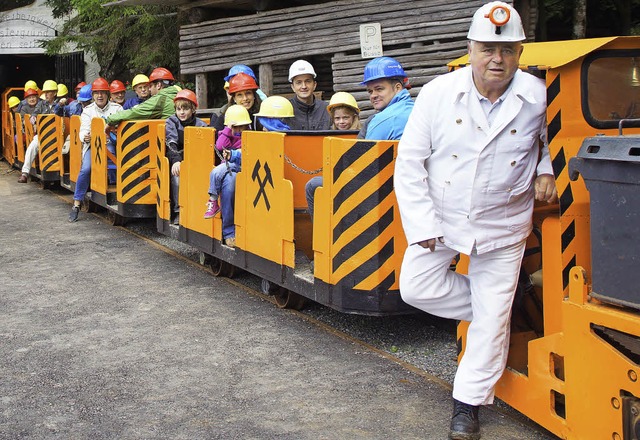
[43,0,179,80]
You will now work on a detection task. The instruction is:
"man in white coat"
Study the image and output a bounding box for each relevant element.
[395,2,557,439]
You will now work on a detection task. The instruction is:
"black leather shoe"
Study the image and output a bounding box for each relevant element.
[449,399,480,440]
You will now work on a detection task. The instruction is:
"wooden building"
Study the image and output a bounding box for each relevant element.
[109,0,537,116]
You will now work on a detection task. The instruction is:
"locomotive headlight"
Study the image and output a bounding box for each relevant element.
[485,5,511,27]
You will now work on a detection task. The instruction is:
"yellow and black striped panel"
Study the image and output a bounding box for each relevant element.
[155,125,170,221]
[327,139,404,292]
[37,114,61,173]
[14,113,25,163]
[546,68,594,293]
[117,121,157,205]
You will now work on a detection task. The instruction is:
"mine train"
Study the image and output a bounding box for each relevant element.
[2,37,640,439]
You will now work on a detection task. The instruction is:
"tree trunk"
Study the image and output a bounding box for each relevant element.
[572,0,587,39]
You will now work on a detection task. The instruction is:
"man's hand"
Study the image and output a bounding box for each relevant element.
[171,161,181,177]
[534,174,557,203]
[83,133,91,143]
[222,149,231,161]
[417,237,444,252]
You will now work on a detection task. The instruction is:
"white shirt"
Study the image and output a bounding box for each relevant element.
[79,101,123,156]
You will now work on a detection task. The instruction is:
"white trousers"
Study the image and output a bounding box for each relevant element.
[399,239,526,406]
[22,135,39,174]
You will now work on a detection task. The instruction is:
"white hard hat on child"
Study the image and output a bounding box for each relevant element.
[467,1,526,42]
[288,60,317,82]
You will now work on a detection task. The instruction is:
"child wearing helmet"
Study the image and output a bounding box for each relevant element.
[254,95,294,132]
[304,92,361,221]
[327,92,361,131]
[165,89,207,225]
[203,105,252,227]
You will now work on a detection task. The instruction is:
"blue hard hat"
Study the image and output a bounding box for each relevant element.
[361,56,407,85]
[77,84,93,102]
[224,64,257,82]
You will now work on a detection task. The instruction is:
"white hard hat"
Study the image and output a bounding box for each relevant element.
[467,1,526,42]
[288,60,317,82]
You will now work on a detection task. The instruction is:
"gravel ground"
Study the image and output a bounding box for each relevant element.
[126,219,459,381]
[123,217,557,438]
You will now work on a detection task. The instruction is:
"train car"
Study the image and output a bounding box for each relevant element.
[450,37,640,439]
[59,115,82,192]
[158,127,413,315]
[28,113,64,188]
[88,118,163,225]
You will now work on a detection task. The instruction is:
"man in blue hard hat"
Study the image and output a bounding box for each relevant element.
[358,56,414,140]
[305,56,413,221]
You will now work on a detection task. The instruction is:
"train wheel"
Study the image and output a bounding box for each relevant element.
[209,257,235,278]
[107,211,126,226]
[273,290,306,310]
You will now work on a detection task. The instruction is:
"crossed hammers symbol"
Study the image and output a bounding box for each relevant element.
[252,160,274,210]
[95,135,102,165]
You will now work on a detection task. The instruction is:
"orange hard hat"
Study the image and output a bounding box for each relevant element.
[174,89,198,108]
[149,67,175,82]
[24,88,39,98]
[109,80,126,94]
[92,77,110,92]
[228,72,258,95]
[75,81,87,91]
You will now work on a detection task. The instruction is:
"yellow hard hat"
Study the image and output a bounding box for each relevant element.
[223,81,230,91]
[40,93,46,100]
[132,74,150,88]
[327,92,360,114]
[57,83,69,97]
[24,80,38,92]
[224,104,252,126]
[42,80,58,92]
[254,96,294,118]
[8,96,20,108]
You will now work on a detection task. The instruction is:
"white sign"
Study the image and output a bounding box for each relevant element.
[360,23,383,59]
[0,2,58,55]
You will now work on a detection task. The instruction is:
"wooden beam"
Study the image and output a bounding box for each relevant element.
[195,73,208,109]
[258,63,273,96]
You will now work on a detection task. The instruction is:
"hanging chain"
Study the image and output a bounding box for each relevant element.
[284,155,322,175]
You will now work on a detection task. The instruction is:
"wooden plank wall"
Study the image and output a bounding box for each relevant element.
[181,0,523,117]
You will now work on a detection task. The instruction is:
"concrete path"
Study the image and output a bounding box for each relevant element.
[0,162,556,440]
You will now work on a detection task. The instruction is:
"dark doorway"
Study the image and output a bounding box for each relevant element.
[0,54,55,91]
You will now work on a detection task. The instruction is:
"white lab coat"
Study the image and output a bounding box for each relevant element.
[395,66,552,406]
[395,66,551,255]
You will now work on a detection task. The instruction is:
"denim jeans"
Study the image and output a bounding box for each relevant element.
[74,149,91,202]
[170,174,180,213]
[305,176,323,222]
[208,163,239,197]
[220,169,236,239]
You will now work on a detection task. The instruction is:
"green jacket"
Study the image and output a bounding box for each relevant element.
[106,85,181,125]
